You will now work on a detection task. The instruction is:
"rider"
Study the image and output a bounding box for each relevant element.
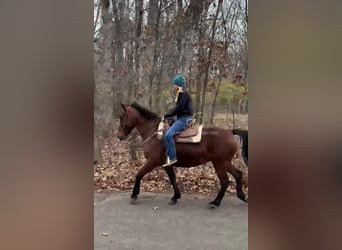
[162,74,193,167]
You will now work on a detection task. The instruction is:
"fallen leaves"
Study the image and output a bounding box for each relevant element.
[94,136,248,196]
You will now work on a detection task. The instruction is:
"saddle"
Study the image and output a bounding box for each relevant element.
[157,118,203,143]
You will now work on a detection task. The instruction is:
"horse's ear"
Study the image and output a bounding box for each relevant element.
[121,103,127,111]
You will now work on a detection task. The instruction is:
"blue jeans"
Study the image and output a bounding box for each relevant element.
[163,116,191,160]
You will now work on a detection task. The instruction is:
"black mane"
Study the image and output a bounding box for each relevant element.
[130,102,160,121]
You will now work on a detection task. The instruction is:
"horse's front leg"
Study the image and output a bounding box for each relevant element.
[164,166,181,204]
[131,160,156,204]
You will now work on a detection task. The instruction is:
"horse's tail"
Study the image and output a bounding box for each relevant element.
[232,129,248,166]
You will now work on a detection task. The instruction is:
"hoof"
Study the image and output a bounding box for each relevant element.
[209,201,220,209]
[238,193,247,203]
[130,197,138,204]
[209,203,218,209]
[169,199,178,205]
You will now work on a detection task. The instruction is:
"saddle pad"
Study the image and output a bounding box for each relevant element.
[175,125,203,143]
[157,121,164,140]
[177,124,200,138]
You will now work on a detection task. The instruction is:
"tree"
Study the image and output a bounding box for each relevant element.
[94,0,115,162]
[94,0,248,162]
[200,0,223,114]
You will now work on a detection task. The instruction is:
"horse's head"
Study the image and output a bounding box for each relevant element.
[117,103,137,141]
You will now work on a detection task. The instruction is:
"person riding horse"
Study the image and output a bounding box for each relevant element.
[117,98,247,207]
[162,74,193,167]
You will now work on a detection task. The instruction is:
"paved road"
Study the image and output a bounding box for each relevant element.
[94,192,248,250]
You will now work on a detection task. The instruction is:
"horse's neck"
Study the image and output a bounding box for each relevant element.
[135,119,158,140]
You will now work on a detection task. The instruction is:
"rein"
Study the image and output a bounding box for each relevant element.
[126,122,163,147]
[140,129,163,146]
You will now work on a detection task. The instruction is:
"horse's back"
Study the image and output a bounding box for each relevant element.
[174,127,237,166]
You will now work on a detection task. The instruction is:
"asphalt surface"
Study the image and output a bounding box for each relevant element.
[94,191,248,250]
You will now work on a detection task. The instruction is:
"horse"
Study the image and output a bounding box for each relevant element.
[116,102,248,207]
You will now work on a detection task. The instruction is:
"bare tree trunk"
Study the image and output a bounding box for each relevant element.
[195,22,205,113]
[188,63,192,93]
[243,0,248,105]
[200,0,222,114]
[195,73,202,113]
[127,40,134,103]
[94,136,101,163]
[232,95,236,128]
[181,0,205,74]
[94,0,101,34]
[176,0,183,70]
[147,0,161,109]
[130,0,144,161]
[112,0,125,117]
[94,0,115,162]
[245,0,248,25]
[210,65,223,125]
[155,51,165,114]
[134,0,144,100]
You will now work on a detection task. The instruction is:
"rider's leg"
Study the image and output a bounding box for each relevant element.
[162,117,190,166]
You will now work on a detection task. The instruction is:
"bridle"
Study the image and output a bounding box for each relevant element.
[121,113,129,135]
[121,111,162,147]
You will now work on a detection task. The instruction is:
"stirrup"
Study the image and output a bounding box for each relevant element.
[162,158,177,167]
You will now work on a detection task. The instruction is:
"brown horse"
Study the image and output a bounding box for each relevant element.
[116,102,248,207]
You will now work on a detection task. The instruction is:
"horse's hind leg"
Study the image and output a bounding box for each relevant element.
[226,162,247,202]
[210,161,230,207]
[164,166,181,204]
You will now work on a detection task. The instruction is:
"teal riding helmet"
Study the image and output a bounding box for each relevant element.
[172,75,185,87]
